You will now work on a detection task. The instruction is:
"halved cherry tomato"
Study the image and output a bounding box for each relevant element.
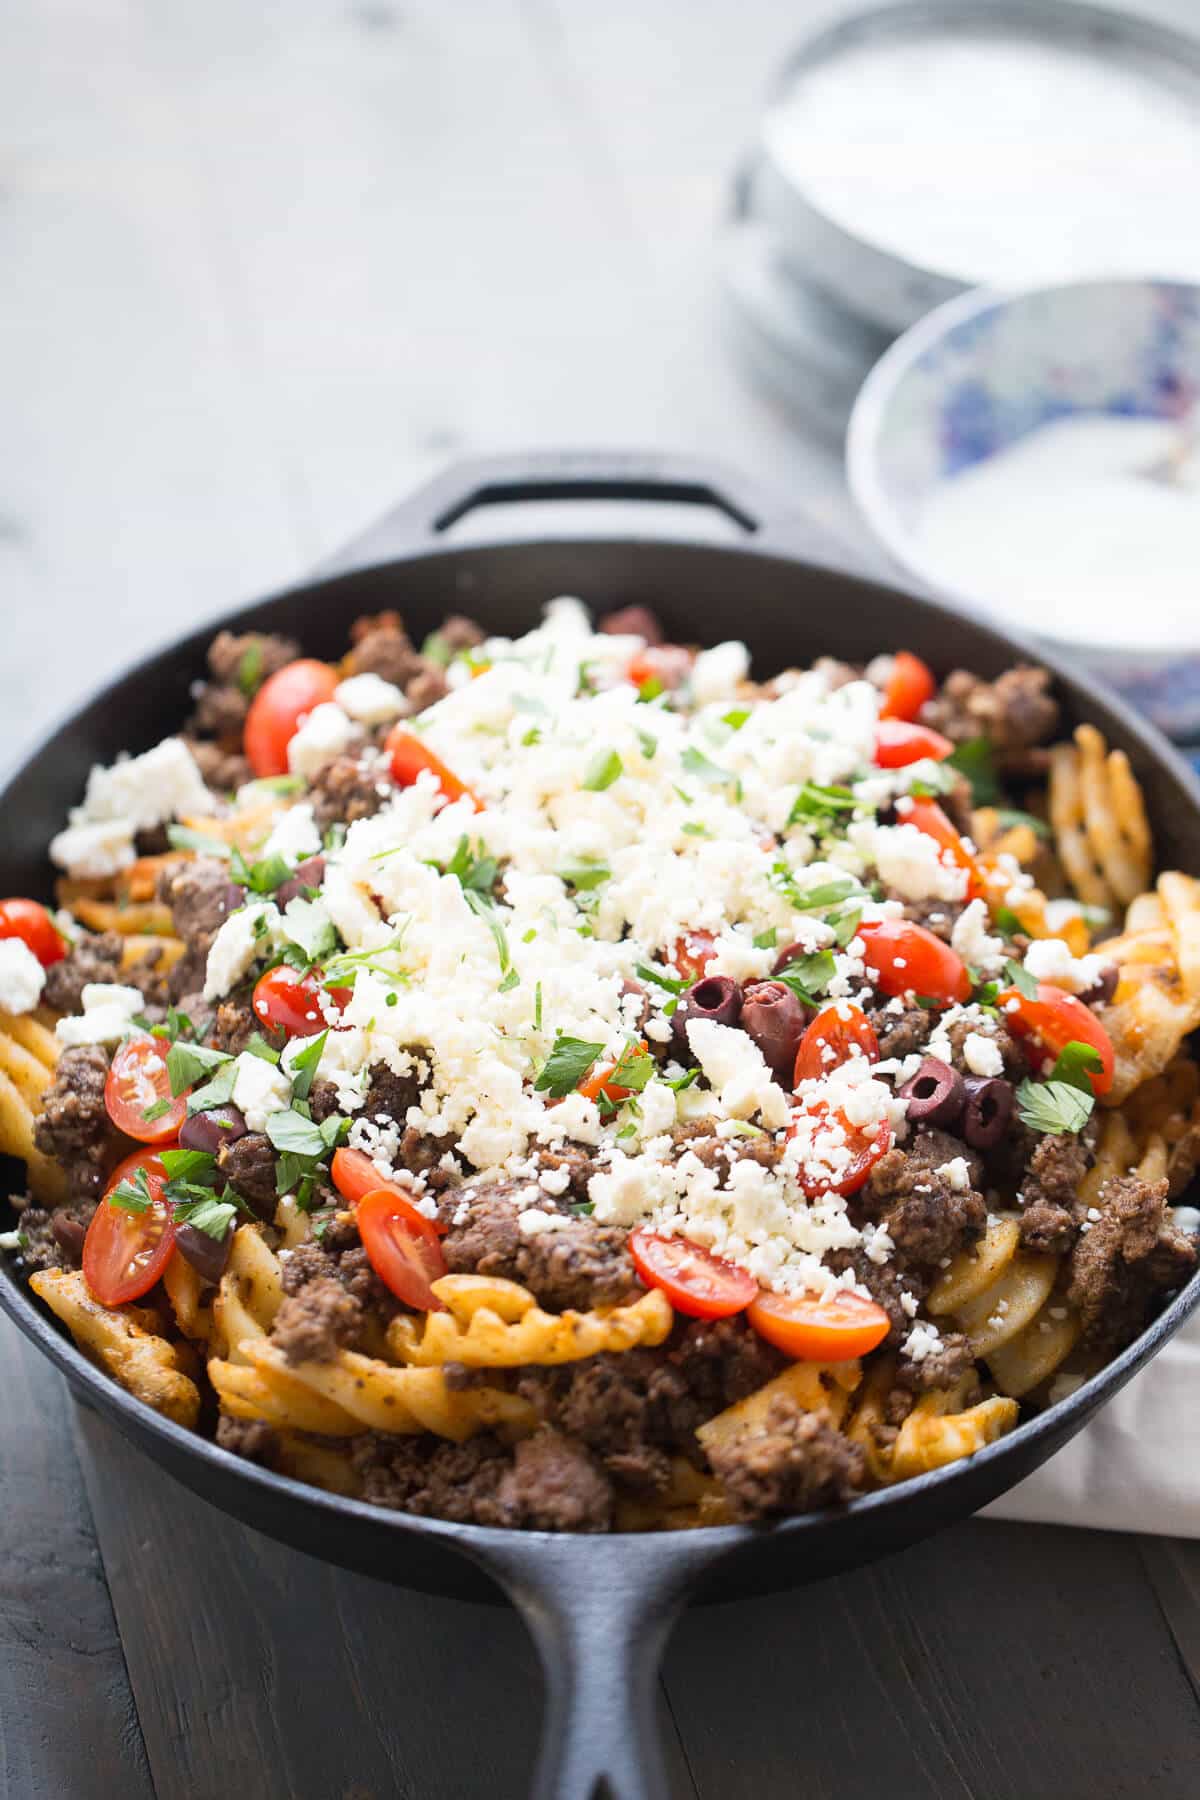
[873,719,953,768]
[857,919,971,1005]
[244,659,340,778]
[747,1287,891,1362]
[105,1037,187,1143]
[357,1187,448,1310]
[628,1228,758,1319]
[384,726,482,811]
[787,1101,892,1199]
[329,1147,447,1232]
[576,1041,649,1105]
[997,981,1115,1097]
[880,650,937,722]
[793,1002,879,1086]
[669,930,717,984]
[0,898,66,967]
[901,796,983,899]
[252,965,351,1039]
[83,1150,176,1306]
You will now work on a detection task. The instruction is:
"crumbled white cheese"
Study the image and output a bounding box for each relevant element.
[1172,1204,1200,1235]
[78,736,211,831]
[872,824,969,902]
[49,817,137,878]
[335,672,409,725]
[203,903,282,1002]
[263,803,322,863]
[230,1052,293,1131]
[685,1018,790,1126]
[962,1031,1005,1078]
[287,703,357,778]
[903,1320,943,1362]
[935,1156,972,1193]
[950,898,1006,975]
[1022,936,1106,995]
[56,983,145,1046]
[0,939,47,1014]
[517,1207,573,1236]
[690,640,750,706]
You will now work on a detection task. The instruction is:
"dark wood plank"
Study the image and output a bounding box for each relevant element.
[1140,1538,1200,1706]
[662,1518,1200,1800]
[74,1404,697,1800]
[0,1319,156,1800]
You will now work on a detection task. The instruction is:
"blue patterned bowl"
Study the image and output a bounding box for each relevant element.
[847,279,1200,739]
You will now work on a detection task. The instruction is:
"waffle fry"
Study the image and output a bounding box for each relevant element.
[387,1273,674,1368]
[31,1268,200,1427]
[1049,724,1152,911]
[1096,872,1200,1102]
[0,1007,66,1204]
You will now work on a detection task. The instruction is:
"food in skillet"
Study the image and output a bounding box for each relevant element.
[2,602,1198,1530]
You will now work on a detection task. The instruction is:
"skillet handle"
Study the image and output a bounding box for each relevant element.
[465,1532,716,1800]
[320,448,858,567]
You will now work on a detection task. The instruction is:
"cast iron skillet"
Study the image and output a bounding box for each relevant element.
[3,452,1199,1800]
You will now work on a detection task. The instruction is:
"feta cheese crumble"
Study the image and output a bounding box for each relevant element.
[0,939,47,1014]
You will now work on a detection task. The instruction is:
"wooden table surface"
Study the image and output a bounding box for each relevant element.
[4,3,1200,1795]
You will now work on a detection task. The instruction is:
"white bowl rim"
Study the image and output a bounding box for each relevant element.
[845,273,1200,642]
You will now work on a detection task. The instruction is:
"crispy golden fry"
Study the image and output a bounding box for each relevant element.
[31,1269,200,1427]
[1049,724,1152,910]
[120,933,185,976]
[162,1253,212,1343]
[0,1057,67,1205]
[230,1340,538,1441]
[210,1225,285,1362]
[1097,872,1200,1102]
[888,1392,1018,1480]
[695,1359,861,1455]
[927,1217,1020,1315]
[387,1274,673,1368]
[67,897,177,937]
[955,1252,1058,1358]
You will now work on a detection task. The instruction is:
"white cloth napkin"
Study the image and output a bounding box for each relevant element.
[984,1311,1200,1536]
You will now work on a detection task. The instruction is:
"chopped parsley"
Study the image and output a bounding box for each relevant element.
[608,1042,654,1094]
[992,904,1026,937]
[442,836,498,895]
[680,746,733,786]
[773,949,837,1003]
[635,728,658,761]
[947,737,999,806]
[281,895,338,962]
[753,928,778,949]
[230,847,294,894]
[1016,1077,1094,1135]
[994,807,1051,840]
[286,1030,327,1101]
[236,641,264,697]
[166,1041,232,1097]
[635,962,686,996]
[186,1060,240,1116]
[534,1034,605,1099]
[1002,957,1038,1000]
[581,749,623,792]
[1049,1040,1104,1095]
[786,782,857,829]
[557,862,610,891]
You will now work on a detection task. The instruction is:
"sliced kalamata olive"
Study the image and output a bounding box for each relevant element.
[1078,964,1119,1008]
[275,854,327,909]
[599,604,663,644]
[740,981,809,1084]
[50,1212,88,1266]
[898,1056,965,1128]
[179,1104,248,1156]
[962,1076,1013,1149]
[175,1220,234,1285]
[672,974,744,1054]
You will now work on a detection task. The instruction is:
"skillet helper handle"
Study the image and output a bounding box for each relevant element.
[467,1533,714,1800]
[327,447,858,566]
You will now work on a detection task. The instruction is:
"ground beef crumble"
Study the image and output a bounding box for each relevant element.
[707,1398,865,1520]
[1066,1174,1197,1351]
[32,1046,119,1201]
[270,1275,364,1364]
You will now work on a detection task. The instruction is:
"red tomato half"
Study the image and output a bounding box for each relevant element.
[787,1101,892,1199]
[252,966,351,1039]
[244,659,340,778]
[858,919,971,1005]
[901,796,983,899]
[747,1288,891,1361]
[880,651,937,722]
[330,1147,448,1231]
[105,1038,187,1143]
[0,898,66,967]
[669,930,717,984]
[83,1151,175,1306]
[873,719,953,768]
[384,727,481,810]
[793,1002,880,1086]
[628,1228,758,1319]
[997,981,1115,1097]
[357,1187,448,1311]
